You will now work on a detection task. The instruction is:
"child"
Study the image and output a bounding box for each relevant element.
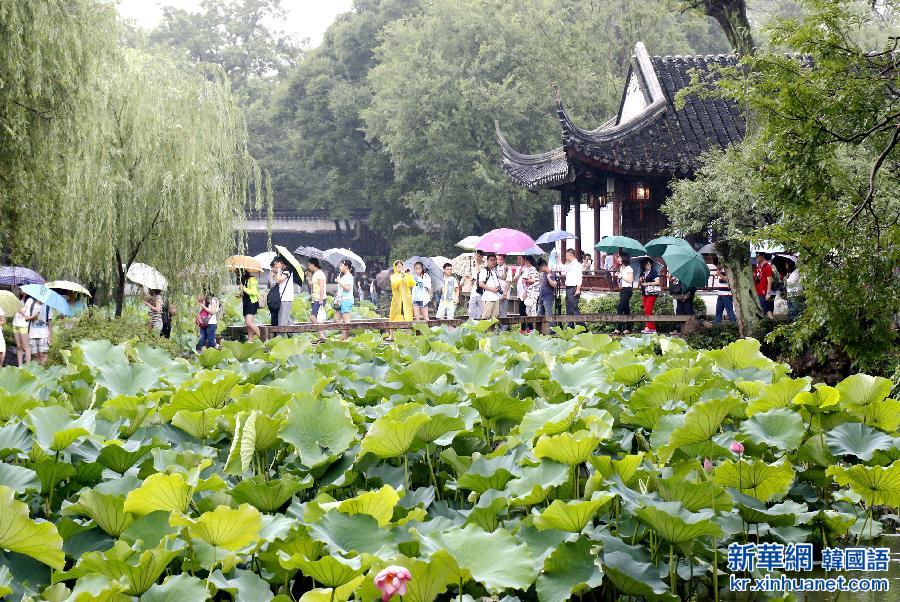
[435,263,460,320]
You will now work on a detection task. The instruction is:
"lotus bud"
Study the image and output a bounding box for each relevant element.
[374,565,412,602]
[730,441,744,455]
[703,458,713,472]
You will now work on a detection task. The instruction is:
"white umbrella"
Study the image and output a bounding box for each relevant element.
[46,280,91,295]
[323,248,366,272]
[432,256,452,269]
[253,251,276,269]
[455,235,481,251]
[125,263,167,291]
[451,253,474,277]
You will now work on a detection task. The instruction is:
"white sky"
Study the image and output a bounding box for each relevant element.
[117,0,354,46]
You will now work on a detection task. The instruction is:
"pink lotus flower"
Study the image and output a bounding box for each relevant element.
[374,565,412,602]
[730,441,744,455]
[703,458,713,472]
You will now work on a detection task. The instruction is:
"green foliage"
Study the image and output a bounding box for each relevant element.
[581,293,705,333]
[48,312,182,365]
[0,327,893,599]
[666,0,900,368]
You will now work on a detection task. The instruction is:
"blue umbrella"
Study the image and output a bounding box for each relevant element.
[20,284,72,316]
[0,266,44,286]
[535,229,578,245]
[507,245,547,256]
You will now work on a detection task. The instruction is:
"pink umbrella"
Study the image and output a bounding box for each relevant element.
[475,228,538,254]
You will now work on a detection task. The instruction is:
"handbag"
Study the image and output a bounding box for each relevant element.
[316,306,327,323]
[644,284,662,296]
[196,309,210,328]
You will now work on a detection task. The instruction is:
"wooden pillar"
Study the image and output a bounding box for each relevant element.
[593,192,602,268]
[560,192,570,263]
[573,194,582,258]
[612,177,622,236]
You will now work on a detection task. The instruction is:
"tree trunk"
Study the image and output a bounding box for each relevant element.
[720,240,759,336]
[702,0,754,55]
[114,251,127,318]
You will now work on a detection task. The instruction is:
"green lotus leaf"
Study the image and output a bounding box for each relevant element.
[0,462,39,493]
[382,550,458,602]
[55,574,128,601]
[612,364,647,386]
[793,383,840,411]
[602,550,674,599]
[160,370,242,420]
[231,475,310,512]
[658,396,739,461]
[420,524,537,593]
[588,454,645,488]
[335,484,399,527]
[416,404,468,446]
[69,340,128,371]
[207,568,273,601]
[27,406,96,452]
[225,385,292,418]
[536,537,604,602]
[128,343,193,386]
[95,362,161,397]
[465,489,509,531]
[171,504,262,551]
[534,430,600,466]
[454,453,522,493]
[656,476,732,512]
[54,540,181,596]
[469,390,532,423]
[826,422,893,461]
[171,408,222,440]
[0,484,64,569]
[123,472,193,516]
[281,555,362,588]
[836,374,892,407]
[516,398,580,443]
[747,376,811,416]
[713,458,795,501]
[361,409,430,459]
[29,458,76,495]
[734,495,806,527]
[62,489,134,537]
[308,509,400,556]
[142,573,210,602]
[0,422,30,459]
[0,391,37,422]
[96,440,163,474]
[98,394,160,437]
[739,408,806,451]
[635,500,722,543]
[826,461,900,507]
[224,410,285,474]
[390,358,453,388]
[279,394,358,468]
[551,358,609,393]
[851,397,900,432]
[705,338,771,370]
[450,353,496,390]
[506,460,570,506]
[534,492,615,532]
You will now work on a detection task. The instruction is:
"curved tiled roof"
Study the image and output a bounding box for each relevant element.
[495,121,572,191]
[498,42,746,187]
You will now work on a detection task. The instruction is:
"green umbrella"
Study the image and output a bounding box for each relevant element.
[662,246,710,289]
[595,236,647,257]
[645,236,692,257]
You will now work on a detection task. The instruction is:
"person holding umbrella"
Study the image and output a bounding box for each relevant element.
[20,291,50,365]
[12,290,31,365]
[143,289,163,333]
[638,259,661,334]
[239,270,261,342]
[269,256,296,328]
[613,253,634,335]
[411,261,433,321]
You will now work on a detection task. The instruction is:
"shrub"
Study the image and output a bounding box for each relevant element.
[684,322,742,349]
[48,311,182,364]
[581,293,705,333]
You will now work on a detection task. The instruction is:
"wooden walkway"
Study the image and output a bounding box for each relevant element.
[225,313,697,342]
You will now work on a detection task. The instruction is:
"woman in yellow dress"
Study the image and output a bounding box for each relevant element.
[388,260,415,322]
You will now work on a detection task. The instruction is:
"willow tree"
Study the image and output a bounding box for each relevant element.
[17,48,265,315]
[0,0,117,258]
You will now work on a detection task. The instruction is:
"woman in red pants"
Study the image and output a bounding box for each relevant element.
[638,258,661,334]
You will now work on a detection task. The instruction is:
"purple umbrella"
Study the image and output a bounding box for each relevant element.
[0,266,44,286]
[475,229,538,255]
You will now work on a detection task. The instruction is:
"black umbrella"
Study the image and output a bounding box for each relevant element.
[293,245,325,261]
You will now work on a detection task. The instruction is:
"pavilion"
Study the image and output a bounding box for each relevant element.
[496,42,745,264]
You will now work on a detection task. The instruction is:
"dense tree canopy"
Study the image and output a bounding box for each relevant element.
[1,1,264,313]
[667,0,900,368]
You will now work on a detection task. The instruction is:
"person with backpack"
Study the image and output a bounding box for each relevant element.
[269,257,295,329]
[196,293,220,351]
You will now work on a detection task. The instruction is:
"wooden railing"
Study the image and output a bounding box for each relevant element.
[224,313,697,342]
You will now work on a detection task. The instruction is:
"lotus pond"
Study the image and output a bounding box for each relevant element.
[0,324,897,601]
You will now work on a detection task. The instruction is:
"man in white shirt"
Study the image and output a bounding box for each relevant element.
[614,253,635,334]
[563,249,583,317]
[478,254,502,319]
[466,251,484,320]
